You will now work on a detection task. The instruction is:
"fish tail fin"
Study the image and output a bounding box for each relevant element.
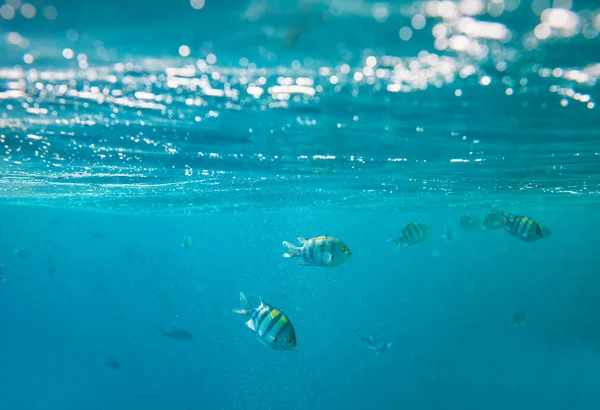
[232,292,252,316]
[282,241,300,258]
[541,227,552,238]
[386,237,404,248]
[354,329,370,342]
[158,327,166,335]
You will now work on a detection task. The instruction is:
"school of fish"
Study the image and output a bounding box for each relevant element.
[232,210,550,352]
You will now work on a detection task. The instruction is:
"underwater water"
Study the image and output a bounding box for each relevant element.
[1,0,600,409]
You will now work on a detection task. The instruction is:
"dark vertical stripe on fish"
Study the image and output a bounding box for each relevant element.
[257,308,271,329]
[264,312,282,337]
[275,320,291,339]
[520,218,529,237]
[319,239,327,256]
[405,226,415,244]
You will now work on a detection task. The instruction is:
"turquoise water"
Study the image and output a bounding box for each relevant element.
[1,0,600,409]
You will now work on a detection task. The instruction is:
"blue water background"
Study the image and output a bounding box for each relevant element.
[2,204,600,409]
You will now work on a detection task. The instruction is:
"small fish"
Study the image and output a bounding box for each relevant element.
[512,311,526,326]
[183,235,193,250]
[354,330,392,354]
[459,214,480,230]
[0,263,4,282]
[441,226,454,242]
[505,215,551,243]
[159,327,193,341]
[12,248,26,259]
[388,222,429,248]
[92,232,105,239]
[233,292,298,351]
[482,211,511,230]
[282,235,352,267]
[97,356,121,370]
[47,267,56,276]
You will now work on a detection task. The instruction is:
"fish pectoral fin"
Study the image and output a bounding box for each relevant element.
[245,319,256,331]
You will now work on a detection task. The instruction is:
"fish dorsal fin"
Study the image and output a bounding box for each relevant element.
[298,237,307,244]
[258,297,265,310]
[245,318,256,331]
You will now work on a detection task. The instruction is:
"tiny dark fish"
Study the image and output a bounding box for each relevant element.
[98,356,121,370]
[92,232,106,239]
[159,327,193,341]
[47,267,56,276]
[512,311,526,326]
[0,263,4,282]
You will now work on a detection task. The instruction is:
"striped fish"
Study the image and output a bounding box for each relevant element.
[389,222,429,247]
[505,215,551,242]
[282,235,352,267]
[233,293,298,351]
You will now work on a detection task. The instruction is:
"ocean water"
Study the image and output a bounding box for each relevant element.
[1,0,600,409]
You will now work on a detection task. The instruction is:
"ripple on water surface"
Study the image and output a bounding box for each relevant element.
[0,0,599,213]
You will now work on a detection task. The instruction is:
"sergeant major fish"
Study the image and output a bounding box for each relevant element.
[505,215,551,243]
[282,235,352,267]
[233,292,298,351]
[388,222,429,248]
[354,330,392,354]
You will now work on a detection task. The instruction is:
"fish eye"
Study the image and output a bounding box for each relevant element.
[342,248,347,252]
[287,338,294,343]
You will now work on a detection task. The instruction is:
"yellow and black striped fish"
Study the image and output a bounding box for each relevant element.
[389,222,429,248]
[505,215,551,242]
[233,293,298,351]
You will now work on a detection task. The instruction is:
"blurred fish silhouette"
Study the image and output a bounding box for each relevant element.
[183,235,193,250]
[459,214,480,231]
[440,226,456,243]
[511,311,526,326]
[12,248,26,259]
[159,327,193,341]
[97,356,121,370]
[354,330,392,354]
